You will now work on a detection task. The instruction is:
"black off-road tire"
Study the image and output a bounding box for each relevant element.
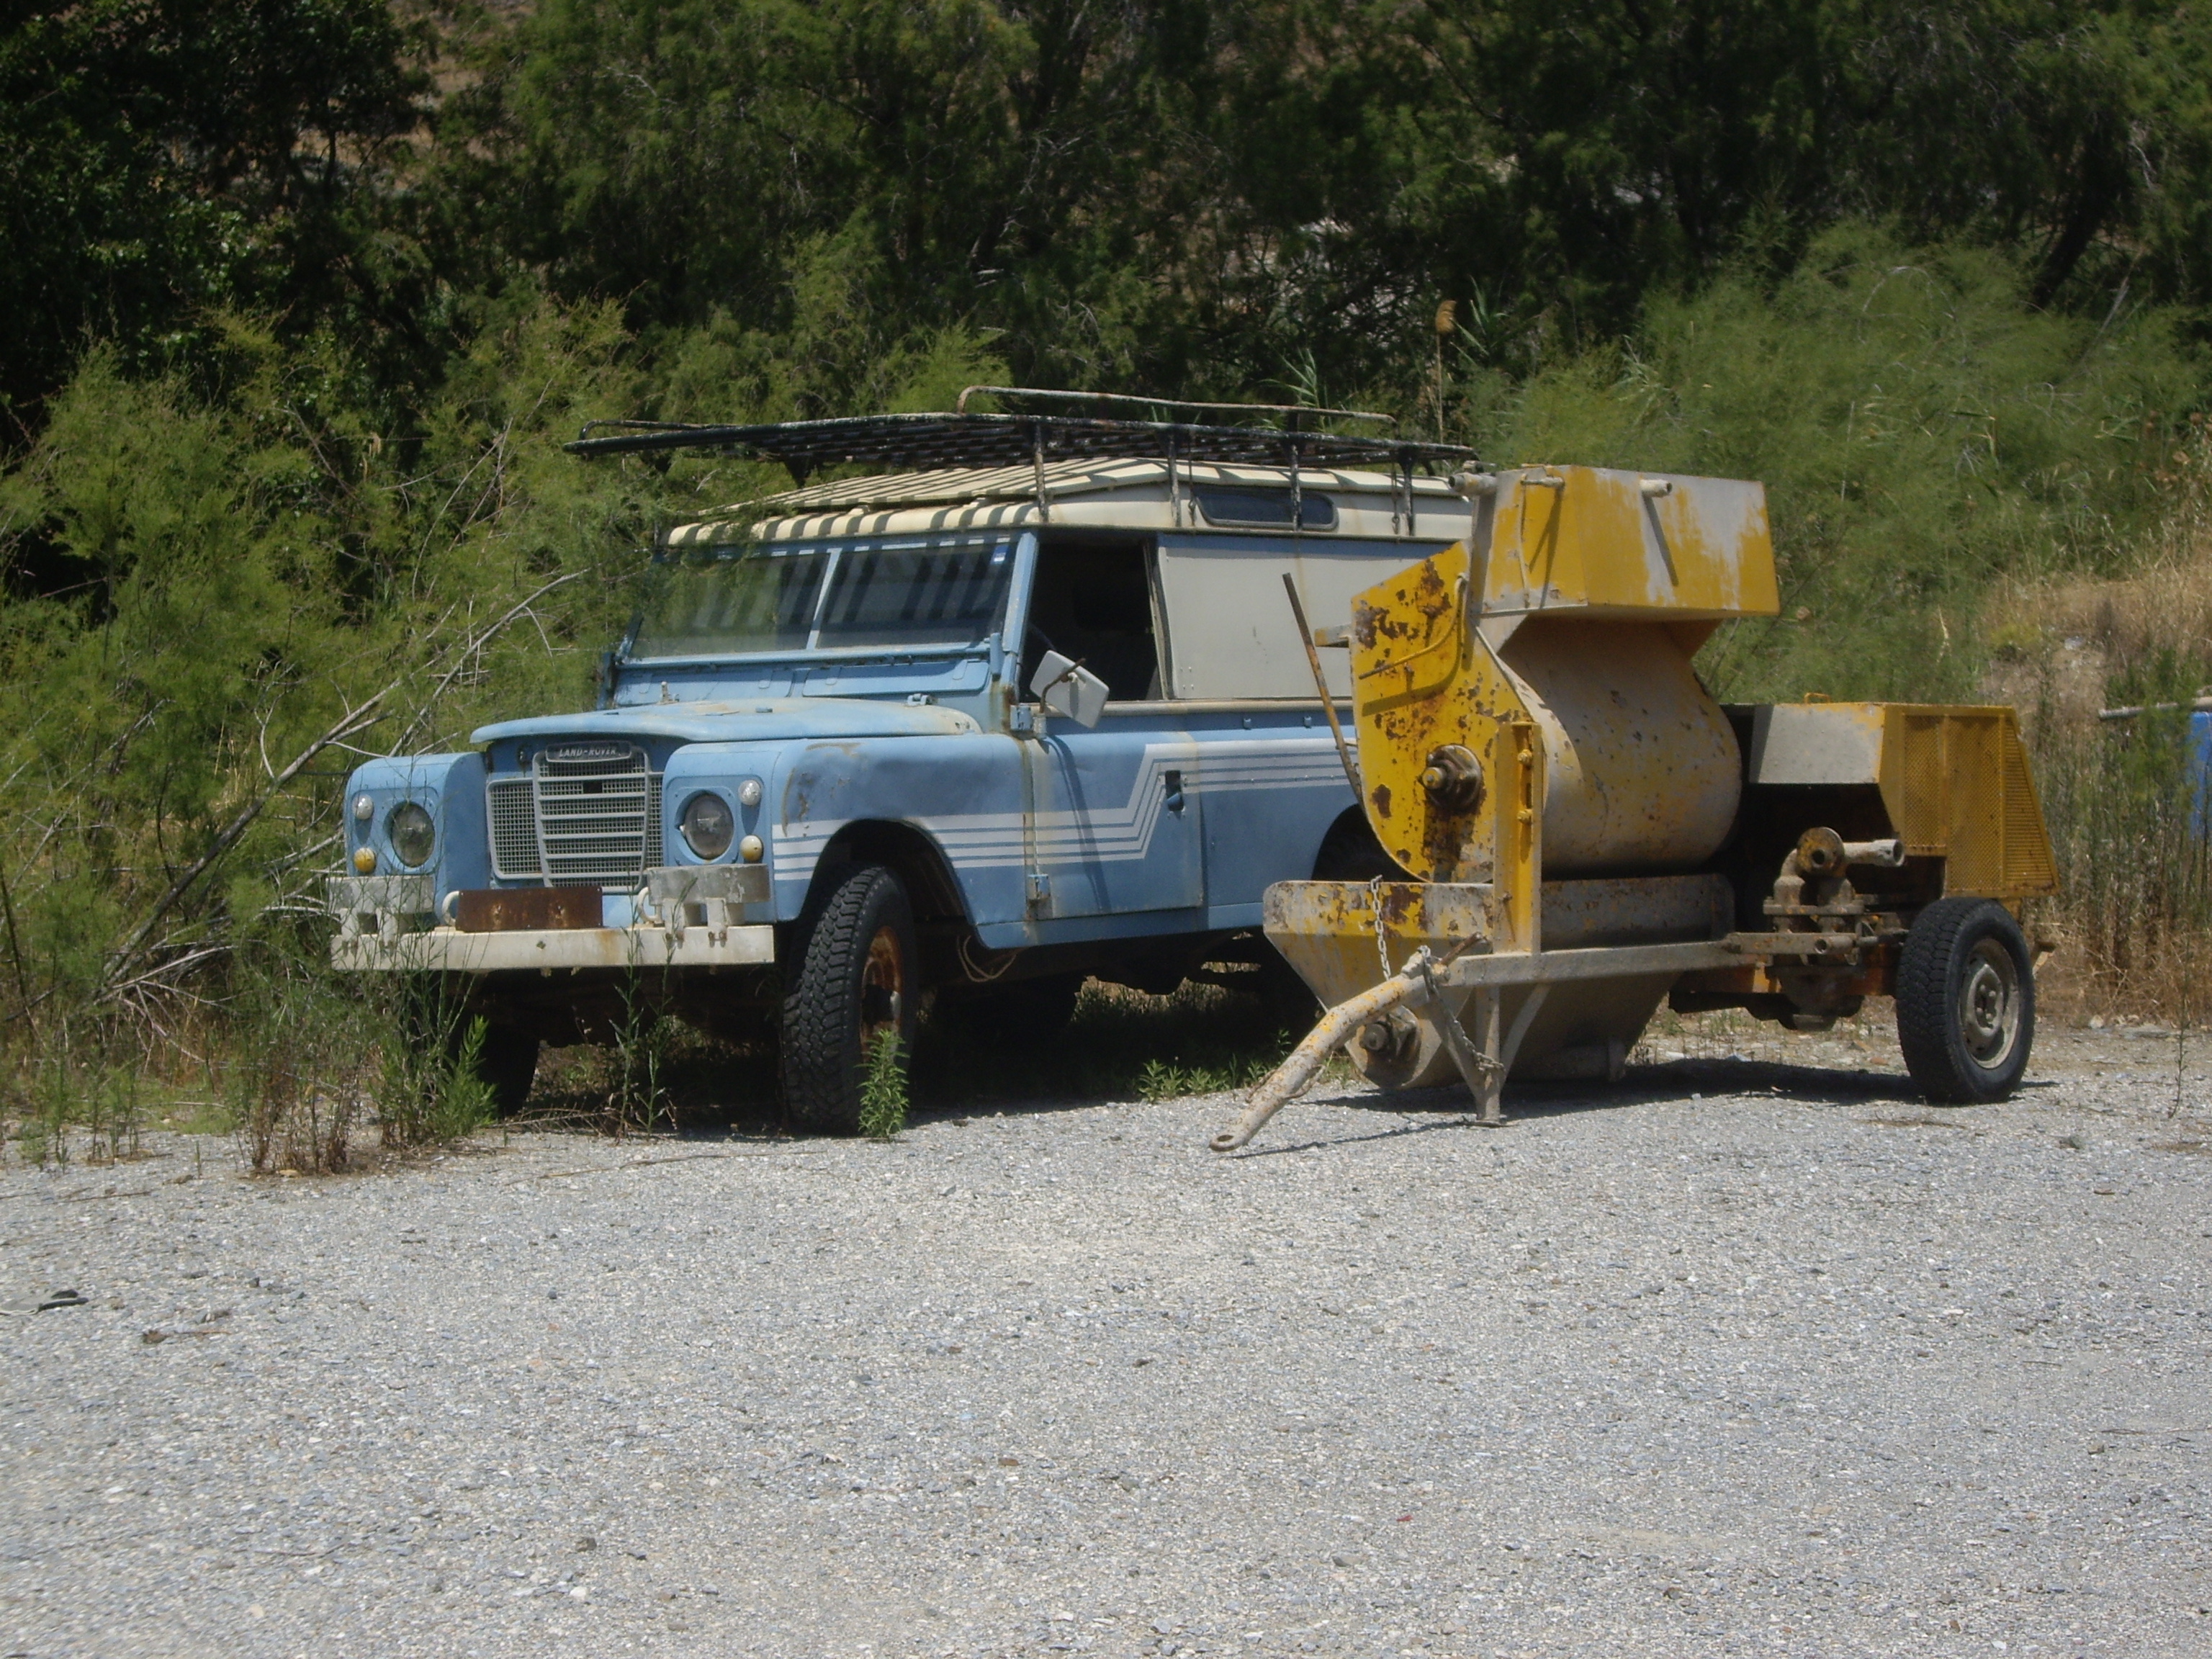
[474,1024,541,1118]
[1896,897,2035,1104]
[1313,810,1411,882]
[780,863,918,1135]
[400,974,539,1118]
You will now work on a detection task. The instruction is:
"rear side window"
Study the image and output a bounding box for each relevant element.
[1153,534,1457,698]
[1195,487,1336,531]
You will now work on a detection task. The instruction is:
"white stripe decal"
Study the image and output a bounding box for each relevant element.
[771,738,1346,870]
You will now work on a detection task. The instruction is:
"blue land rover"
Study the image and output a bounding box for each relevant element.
[328,395,1478,1130]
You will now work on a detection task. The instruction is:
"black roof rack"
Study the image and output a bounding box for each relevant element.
[566,388,1478,485]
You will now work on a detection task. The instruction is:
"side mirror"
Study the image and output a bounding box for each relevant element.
[1028,651,1110,729]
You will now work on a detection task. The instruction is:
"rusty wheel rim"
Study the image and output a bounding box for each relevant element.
[858,924,907,1053]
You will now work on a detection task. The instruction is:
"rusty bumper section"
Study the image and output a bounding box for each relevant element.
[331,923,776,974]
[327,866,775,974]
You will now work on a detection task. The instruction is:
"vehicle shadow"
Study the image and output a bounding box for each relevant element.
[518,987,1979,1147]
[518,979,1309,1138]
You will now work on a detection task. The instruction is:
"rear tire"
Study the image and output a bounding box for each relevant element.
[780,864,918,1134]
[1896,897,2033,1103]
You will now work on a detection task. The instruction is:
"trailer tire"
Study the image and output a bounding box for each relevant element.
[780,863,917,1135]
[1896,897,2033,1103]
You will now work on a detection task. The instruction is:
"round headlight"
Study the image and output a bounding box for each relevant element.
[680,791,735,860]
[387,801,436,868]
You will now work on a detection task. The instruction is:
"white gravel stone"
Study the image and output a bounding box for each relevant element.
[2,1022,2208,1656]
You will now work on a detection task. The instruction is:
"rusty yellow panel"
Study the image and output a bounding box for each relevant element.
[1348,548,1541,938]
[1262,879,1495,1008]
[1481,466,1780,619]
[2001,735,2058,894]
[1870,704,2055,898]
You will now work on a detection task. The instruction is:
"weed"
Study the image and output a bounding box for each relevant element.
[375,973,490,1153]
[82,1064,142,1164]
[601,968,676,1137]
[858,1029,909,1138]
[30,1053,73,1167]
[233,979,361,1176]
[1136,1058,1184,1101]
[432,1019,500,1143]
[6,1034,129,1168]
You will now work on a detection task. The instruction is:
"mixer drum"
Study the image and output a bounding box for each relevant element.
[1339,611,1745,1092]
[1496,617,1743,876]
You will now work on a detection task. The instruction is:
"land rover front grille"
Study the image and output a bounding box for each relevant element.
[487,743,662,886]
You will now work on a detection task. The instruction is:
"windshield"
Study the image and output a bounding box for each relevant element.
[629,534,1017,660]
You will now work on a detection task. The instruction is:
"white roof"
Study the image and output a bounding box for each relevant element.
[664,457,1473,547]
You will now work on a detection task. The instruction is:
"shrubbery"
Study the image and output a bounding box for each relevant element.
[4,3,2212,1154]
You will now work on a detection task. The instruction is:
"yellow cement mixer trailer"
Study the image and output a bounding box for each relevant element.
[1212,464,2055,1152]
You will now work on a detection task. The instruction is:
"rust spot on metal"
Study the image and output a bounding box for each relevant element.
[1352,600,1382,650]
[1370,783,1393,819]
[454,889,598,932]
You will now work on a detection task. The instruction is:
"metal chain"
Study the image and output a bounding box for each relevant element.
[1369,874,1393,981]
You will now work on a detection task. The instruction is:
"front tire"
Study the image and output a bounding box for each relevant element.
[780,864,918,1134]
[1896,897,2034,1103]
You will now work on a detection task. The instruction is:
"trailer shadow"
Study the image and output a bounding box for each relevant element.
[1215,1053,1950,1158]
[518,986,1999,1149]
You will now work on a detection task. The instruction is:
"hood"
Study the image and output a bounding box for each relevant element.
[471,697,982,747]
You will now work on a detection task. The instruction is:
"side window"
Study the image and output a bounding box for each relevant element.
[1153,534,1462,698]
[1018,537,1164,703]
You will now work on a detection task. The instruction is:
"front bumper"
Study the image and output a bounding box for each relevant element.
[328,866,775,974]
[331,922,775,974]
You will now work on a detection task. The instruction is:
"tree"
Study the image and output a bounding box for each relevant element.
[0,0,426,418]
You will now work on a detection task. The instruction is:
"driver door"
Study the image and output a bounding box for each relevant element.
[1017,537,1204,920]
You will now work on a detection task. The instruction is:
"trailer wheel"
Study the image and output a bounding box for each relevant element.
[1896,897,2033,1103]
[781,863,917,1134]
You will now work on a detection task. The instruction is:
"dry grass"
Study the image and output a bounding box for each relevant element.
[1981,417,2212,1026]
[1984,416,2212,731]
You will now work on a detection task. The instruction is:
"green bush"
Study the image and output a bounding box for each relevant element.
[1484,229,2204,706]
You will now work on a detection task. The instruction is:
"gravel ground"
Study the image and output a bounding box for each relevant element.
[4,1020,2210,1659]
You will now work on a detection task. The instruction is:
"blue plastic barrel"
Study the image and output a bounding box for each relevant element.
[2192,710,2212,837]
